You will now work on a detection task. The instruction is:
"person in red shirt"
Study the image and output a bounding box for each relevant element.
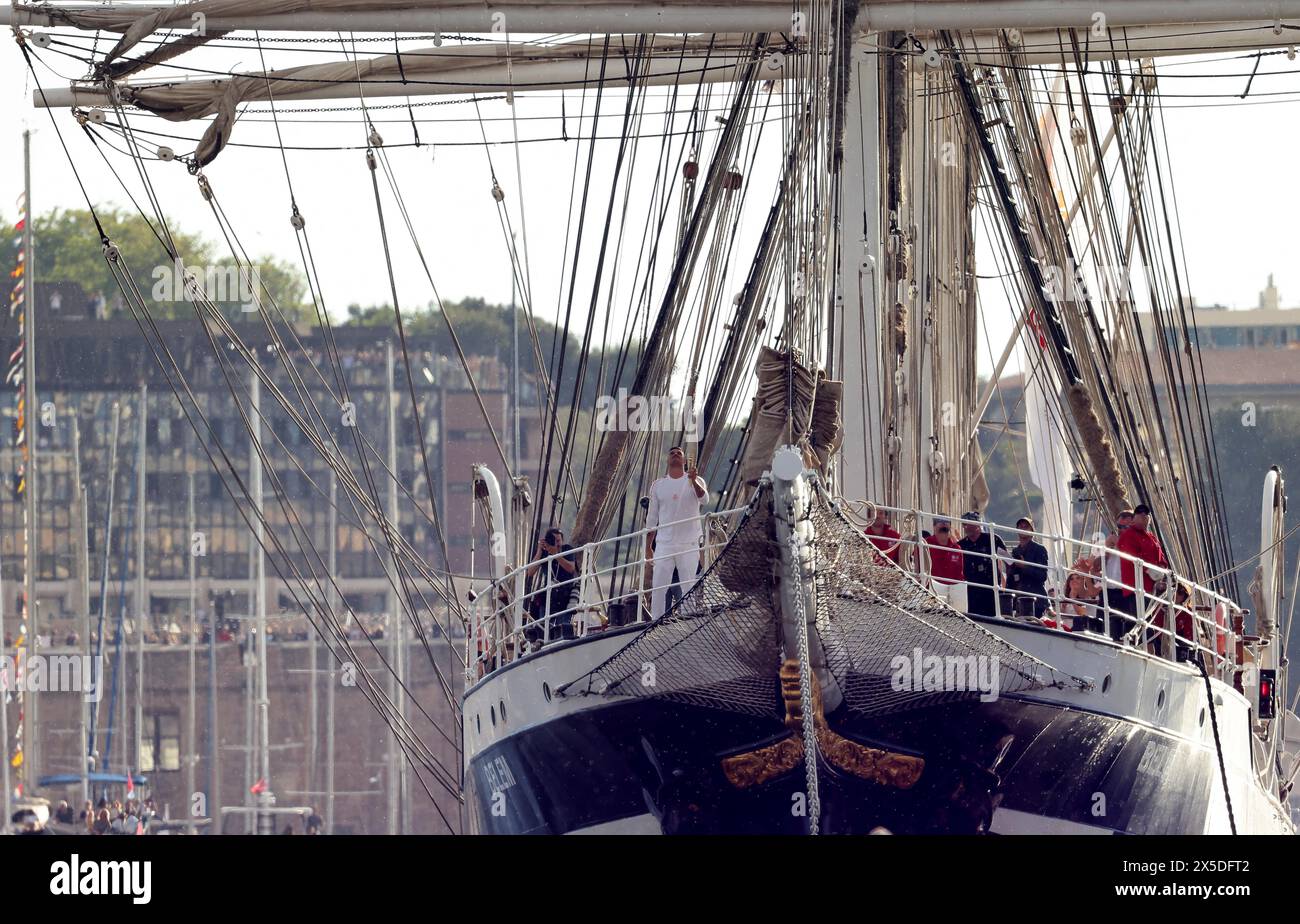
[926,517,964,584]
[864,508,902,564]
[1116,503,1168,619]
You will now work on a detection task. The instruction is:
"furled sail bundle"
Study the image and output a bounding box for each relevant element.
[737,347,842,489]
[84,33,736,166]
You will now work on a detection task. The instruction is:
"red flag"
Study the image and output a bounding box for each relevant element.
[126,771,134,796]
[249,778,267,795]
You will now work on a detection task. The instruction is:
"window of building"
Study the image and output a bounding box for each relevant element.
[146,472,186,502]
[139,713,181,772]
[47,472,72,504]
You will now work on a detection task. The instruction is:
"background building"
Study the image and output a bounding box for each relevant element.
[0,294,541,833]
[987,277,1300,690]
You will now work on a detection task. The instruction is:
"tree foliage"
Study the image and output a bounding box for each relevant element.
[342,296,643,409]
[1,206,309,323]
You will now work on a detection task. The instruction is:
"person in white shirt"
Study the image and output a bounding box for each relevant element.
[1100,530,1129,638]
[645,446,708,620]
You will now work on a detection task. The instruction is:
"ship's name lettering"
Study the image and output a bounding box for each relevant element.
[483,756,517,794]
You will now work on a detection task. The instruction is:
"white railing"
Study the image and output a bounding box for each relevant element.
[466,500,1251,688]
[860,505,1245,684]
[466,505,748,683]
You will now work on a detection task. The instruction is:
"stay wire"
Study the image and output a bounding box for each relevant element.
[30,40,465,811]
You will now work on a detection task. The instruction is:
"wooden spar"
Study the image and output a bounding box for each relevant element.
[30,49,762,111]
[8,1,1300,34]
[28,20,1300,112]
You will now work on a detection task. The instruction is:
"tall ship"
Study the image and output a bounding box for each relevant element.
[3,0,1298,834]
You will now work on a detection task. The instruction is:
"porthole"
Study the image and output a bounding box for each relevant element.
[500,700,508,723]
[490,705,497,727]
[1101,674,1111,694]
[542,682,552,702]
[1156,689,1165,710]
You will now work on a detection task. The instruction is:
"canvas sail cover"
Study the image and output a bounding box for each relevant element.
[1023,327,1075,587]
[737,347,842,490]
[54,25,736,165]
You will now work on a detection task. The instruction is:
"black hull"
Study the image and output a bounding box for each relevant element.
[466,695,1217,834]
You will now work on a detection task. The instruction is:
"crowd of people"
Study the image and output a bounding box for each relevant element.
[43,797,161,835]
[866,502,1207,661]
[13,799,326,835]
[491,449,1205,670]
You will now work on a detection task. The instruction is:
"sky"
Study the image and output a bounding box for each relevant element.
[2,27,1300,381]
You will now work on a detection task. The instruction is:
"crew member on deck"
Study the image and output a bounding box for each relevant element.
[925,517,964,584]
[1117,503,1168,624]
[958,512,1008,618]
[1103,508,1136,638]
[646,446,708,620]
[1008,516,1049,618]
[864,508,902,564]
[525,527,578,642]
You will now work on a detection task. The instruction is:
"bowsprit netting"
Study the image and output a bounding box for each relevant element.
[561,496,784,717]
[563,478,1085,719]
[805,484,1086,715]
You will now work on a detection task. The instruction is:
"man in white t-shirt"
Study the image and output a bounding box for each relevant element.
[645,446,708,620]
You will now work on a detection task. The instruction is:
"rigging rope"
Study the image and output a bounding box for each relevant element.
[22,41,467,826]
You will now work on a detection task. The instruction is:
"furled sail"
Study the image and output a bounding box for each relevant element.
[737,346,842,492]
[1023,331,1074,583]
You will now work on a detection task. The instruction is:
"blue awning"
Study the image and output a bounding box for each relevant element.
[38,772,149,787]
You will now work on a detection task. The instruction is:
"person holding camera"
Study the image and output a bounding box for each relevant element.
[525,527,578,643]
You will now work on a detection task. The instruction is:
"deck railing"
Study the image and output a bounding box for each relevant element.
[859,505,1245,684]
[466,506,748,682]
[466,500,1251,688]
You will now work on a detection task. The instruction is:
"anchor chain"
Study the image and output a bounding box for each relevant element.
[787,530,821,835]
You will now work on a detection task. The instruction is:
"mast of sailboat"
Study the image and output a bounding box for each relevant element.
[72,416,90,806]
[89,401,120,786]
[511,232,520,481]
[21,127,38,793]
[832,33,883,504]
[242,516,254,832]
[186,470,196,834]
[251,369,271,831]
[206,561,219,830]
[308,499,318,815]
[326,467,336,836]
[134,383,145,786]
[0,521,9,826]
[384,340,407,834]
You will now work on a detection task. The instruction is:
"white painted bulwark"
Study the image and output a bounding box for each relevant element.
[464,618,1293,834]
